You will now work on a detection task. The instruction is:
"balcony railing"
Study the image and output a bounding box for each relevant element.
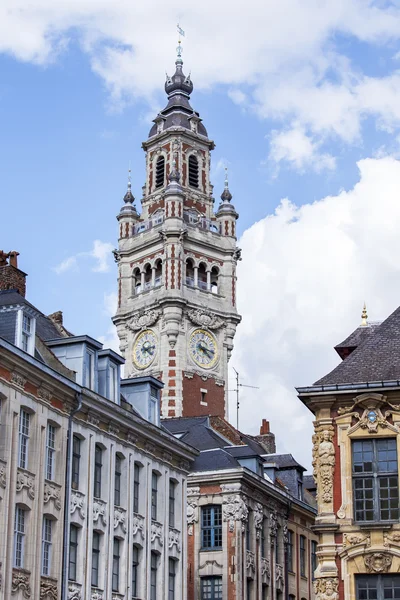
[132,215,164,236]
[183,213,220,234]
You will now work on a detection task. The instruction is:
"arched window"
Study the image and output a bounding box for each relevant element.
[154,259,162,287]
[198,263,207,291]
[186,259,195,287]
[155,156,165,188]
[211,267,219,294]
[133,268,141,295]
[143,264,152,291]
[188,155,199,188]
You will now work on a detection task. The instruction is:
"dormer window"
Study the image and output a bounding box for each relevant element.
[188,155,199,188]
[155,156,165,188]
[22,315,31,352]
[17,310,36,355]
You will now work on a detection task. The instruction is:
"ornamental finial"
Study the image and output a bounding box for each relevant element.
[360,302,368,327]
[220,166,233,202]
[123,165,135,204]
[176,23,185,59]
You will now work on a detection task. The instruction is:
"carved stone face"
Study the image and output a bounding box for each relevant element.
[326,581,333,593]
[322,430,330,441]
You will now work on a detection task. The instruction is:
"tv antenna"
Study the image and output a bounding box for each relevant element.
[232,367,259,430]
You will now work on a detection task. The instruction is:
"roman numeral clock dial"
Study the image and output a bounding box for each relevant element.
[189,329,218,369]
[132,329,157,369]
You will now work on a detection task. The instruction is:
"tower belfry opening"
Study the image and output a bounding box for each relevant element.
[113,54,241,419]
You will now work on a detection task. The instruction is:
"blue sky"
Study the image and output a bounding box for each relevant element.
[3,1,400,468]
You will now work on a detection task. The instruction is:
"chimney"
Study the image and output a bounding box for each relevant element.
[0,251,27,297]
[255,418,276,453]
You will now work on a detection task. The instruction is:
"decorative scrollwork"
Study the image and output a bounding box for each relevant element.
[314,578,339,600]
[312,424,335,504]
[187,308,225,330]
[127,309,161,332]
[364,552,392,573]
[16,470,35,500]
[11,571,31,597]
[222,494,248,532]
[44,482,61,510]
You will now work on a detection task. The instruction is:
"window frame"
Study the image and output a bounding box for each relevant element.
[133,464,141,514]
[287,530,294,572]
[151,471,158,521]
[91,531,101,588]
[18,409,30,469]
[169,480,176,528]
[155,156,165,189]
[201,505,222,550]
[41,517,52,576]
[112,537,120,592]
[14,506,26,568]
[299,535,306,578]
[168,558,176,600]
[69,524,79,581]
[46,423,56,481]
[71,435,81,490]
[21,313,32,353]
[201,576,223,600]
[114,454,122,506]
[94,444,103,499]
[132,545,139,598]
[150,551,158,600]
[311,540,318,580]
[188,154,199,188]
[356,574,400,600]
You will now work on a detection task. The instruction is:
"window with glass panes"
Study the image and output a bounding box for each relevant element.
[260,518,266,557]
[168,558,176,600]
[112,538,120,591]
[18,409,30,469]
[22,314,32,352]
[14,506,26,568]
[353,438,399,522]
[72,435,81,489]
[115,455,122,506]
[91,531,100,587]
[69,525,78,580]
[46,424,56,480]
[151,472,158,521]
[41,517,52,575]
[357,574,400,599]
[201,576,222,600]
[300,535,306,577]
[132,545,139,598]
[133,464,140,513]
[169,480,176,527]
[311,540,318,580]
[150,552,158,600]
[94,444,102,498]
[247,579,252,600]
[246,509,252,550]
[201,506,222,550]
[287,530,294,572]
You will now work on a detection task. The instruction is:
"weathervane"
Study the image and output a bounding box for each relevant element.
[177,23,185,58]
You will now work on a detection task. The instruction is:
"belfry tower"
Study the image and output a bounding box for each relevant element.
[113,53,241,419]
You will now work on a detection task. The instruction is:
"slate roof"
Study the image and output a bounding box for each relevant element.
[334,322,381,359]
[303,475,316,491]
[263,453,306,472]
[315,305,400,386]
[192,448,240,472]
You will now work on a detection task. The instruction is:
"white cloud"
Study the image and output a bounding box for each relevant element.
[54,239,114,274]
[231,156,400,470]
[268,125,336,172]
[3,1,400,159]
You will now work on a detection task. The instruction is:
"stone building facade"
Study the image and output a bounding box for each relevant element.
[113,54,241,420]
[297,307,400,600]
[0,253,197,600]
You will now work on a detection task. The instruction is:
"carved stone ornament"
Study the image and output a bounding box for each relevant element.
[11,372,26,388]
[312,424,335,504]
[40,577,58,600]
[364,552,392,573]
[87,413,100,427]
[187,500,198,535]
[168,528,181,552]
[254,503,264,537]
[246,550,255,575]
[384,531,400,547]
[108,422,120,436]
[275,564,284,590]
[37,387,52,402]
[151,521,164,546]
[283,521,289,545]
[114,507,127,534]
[187,308,225,330]
[44,482,61,510]
[314,578,339,600]
[68,585,81,600]
[126,431,138,445]
[70,491,85,519]
[129,514,143,542]
[127,309,161,332]
[343,532,370,549]
[222,494,248,532]
[11,571,32,597]
[91,592,103,600]
[261,557,271,581]
[0,460,6,489]
[269,511,278,540]
[337,393,400,434]
[16,470,35,499]
[336,502,347,519]
[93,499,107,526]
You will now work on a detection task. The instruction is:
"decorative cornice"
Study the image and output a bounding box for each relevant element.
[12,570,31,598]
[70,490,85,519]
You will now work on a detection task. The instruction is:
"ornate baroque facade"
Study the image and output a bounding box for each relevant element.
[113,55,241,420]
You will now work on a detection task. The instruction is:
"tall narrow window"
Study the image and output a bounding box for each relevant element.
[300,535,306,577]
[112,538,120,592]
[133,464,140,513]
[260,518,266,557]
[151,552,158,600]
[201,576,222,600]
[18,409,30,469]
[155,156,165,188]
[188,155,199,188]
[287,530,294,572]
[46,424,56,480]
[246,510,252,550]
[92,531,100,587]
[94,444,103,499]
[311,540,318,580]
[201,506,222,550]
[169,480,176,527]
[114,455,122,506]
[247,579,252,600]
[69,525,78,581]
[168,558,176,600]
[72,435,81,490]
[132,545,139,598]
[151,472,158,521]
[356,574,400,600]
[353,438,399,522]
[21,314,32,352]
[14,506,26,568]
[86,350,94,389]
[41,517,52,576]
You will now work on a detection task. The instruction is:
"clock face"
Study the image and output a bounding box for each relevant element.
[189,329,218,369]
[132,329,157,369]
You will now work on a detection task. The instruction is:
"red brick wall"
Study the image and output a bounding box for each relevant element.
[0,265,26,297]
[182,372,225,417]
